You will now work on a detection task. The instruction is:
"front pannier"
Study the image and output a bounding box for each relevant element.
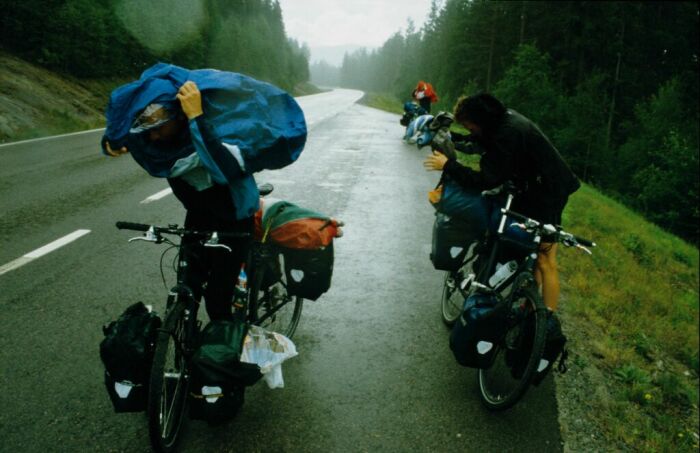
[449,293,506,369]
[189,319,262,423]
[282,243,334,301]
[100,302,161,412]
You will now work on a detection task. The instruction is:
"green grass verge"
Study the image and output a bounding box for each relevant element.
[358,92,404,115]
[562,185,698,451]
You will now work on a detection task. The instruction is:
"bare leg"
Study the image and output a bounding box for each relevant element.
[535,242,559,311]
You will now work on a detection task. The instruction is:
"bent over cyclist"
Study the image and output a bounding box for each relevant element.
[424,93,580,312]
[105,82,253,321]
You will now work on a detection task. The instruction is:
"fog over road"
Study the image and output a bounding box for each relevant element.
[0,89,562,452]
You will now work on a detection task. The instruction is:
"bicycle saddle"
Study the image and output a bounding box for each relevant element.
[258,183,274,196]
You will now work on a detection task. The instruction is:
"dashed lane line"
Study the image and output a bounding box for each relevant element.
[140,188,173,204]
[0,229,91,276]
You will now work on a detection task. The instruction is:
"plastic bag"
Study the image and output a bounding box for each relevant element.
[240,326,298,389]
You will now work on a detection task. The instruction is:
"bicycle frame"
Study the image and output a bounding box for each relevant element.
[476,195,538,282]
[246,241,296,326]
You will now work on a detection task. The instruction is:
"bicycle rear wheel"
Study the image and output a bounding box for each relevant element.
[477,285,547,411]
[148,298,189,453]
[250,254,303,338]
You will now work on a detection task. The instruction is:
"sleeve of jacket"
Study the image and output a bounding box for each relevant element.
[442,141,514,191]
[449,131,473,143]
[189,115,246,184]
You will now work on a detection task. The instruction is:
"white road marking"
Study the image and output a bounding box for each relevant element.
[140,188,173,204]
[0,229,91,276]
[0,128,105,149]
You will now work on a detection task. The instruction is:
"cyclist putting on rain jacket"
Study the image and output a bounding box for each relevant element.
[423,93,580,313]
[105,81,254,322]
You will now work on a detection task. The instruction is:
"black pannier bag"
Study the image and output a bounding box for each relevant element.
[430,213,474,271]
[100,301,161,412]
[449,293,507,368]
[508,311,568,384]
[282,242,334,301]
[532,313,568,386]
[189,319,262,423]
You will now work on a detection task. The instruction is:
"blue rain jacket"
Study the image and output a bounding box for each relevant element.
[101,63,307,220]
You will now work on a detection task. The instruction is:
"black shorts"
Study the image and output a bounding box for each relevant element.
[516,196,569,243]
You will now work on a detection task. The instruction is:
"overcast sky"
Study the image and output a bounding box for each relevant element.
[277,0,436,62]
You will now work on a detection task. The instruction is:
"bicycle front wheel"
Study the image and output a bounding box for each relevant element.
[250,257,303,338]
[477,285,547,411]
[148,298,189,453]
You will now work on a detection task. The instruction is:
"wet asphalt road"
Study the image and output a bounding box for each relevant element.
[0,89,562,452]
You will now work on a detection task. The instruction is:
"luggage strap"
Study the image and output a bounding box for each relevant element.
[261,205,287,244]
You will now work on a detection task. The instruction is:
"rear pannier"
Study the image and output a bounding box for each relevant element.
[254,198,342,300]
[282,243,334,300]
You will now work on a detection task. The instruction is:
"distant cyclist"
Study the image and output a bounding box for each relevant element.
[424,93,580,313]
[412,81,439,113]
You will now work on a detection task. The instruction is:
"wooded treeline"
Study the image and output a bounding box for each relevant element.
[340,1,699,243]
[0,0,310,92]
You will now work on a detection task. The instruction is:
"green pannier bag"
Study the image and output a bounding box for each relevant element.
[189,319,262,423]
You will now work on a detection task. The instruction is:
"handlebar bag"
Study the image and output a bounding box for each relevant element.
[449,293,507,369]
[100,302,161,412]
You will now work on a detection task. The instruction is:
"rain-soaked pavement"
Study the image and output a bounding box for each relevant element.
[0,90,562,452]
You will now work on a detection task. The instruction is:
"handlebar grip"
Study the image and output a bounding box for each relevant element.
[116,221,151,231]
[502,209,530,223]
[574,235,596,247]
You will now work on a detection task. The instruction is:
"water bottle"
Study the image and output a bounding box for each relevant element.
[488,260,517,288]
[236,265,247,292]
[233,265,247,308]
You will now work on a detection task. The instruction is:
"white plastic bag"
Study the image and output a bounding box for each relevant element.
[240,326,298,389]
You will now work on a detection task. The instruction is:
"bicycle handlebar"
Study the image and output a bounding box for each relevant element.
[115,221,251,239]
[116,221,151,232]
[501,209,596,249]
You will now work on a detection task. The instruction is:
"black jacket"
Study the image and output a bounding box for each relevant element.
[444,109,580,213]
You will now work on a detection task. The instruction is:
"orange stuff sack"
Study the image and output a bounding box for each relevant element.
[416,81,438,103]
[258,198,343,249]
